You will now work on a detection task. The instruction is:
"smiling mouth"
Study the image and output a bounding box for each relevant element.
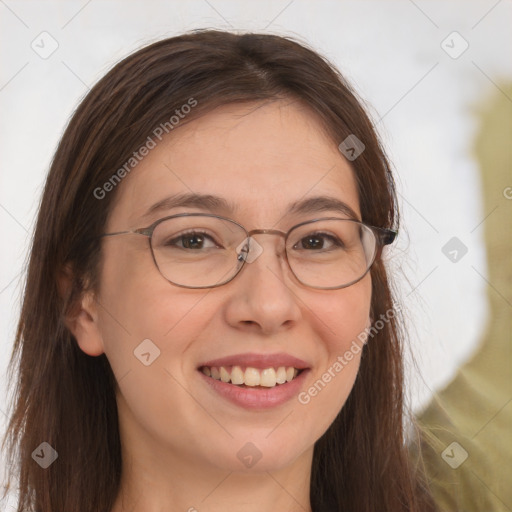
[199,365,304,388]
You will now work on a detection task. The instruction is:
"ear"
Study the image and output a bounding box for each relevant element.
[58,263,105,357]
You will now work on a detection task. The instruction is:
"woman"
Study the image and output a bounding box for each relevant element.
[2,29,437,511]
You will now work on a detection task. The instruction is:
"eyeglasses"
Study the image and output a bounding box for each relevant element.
[98,213,397,290]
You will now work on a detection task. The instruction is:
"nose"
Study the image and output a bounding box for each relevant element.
[222,232,302,335]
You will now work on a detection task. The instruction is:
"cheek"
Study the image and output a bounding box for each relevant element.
[96,241,204,379]
[312,274,372,353]
[297,276,371,434]
[95,246,216,447]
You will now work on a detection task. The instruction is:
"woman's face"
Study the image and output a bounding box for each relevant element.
[79,99,371,475]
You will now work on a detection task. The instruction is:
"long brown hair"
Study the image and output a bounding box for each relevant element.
[1,29,437,511]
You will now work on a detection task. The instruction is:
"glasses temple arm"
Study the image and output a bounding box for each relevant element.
[378,228,398,246]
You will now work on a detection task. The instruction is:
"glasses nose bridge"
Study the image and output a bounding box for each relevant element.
[247,228,287,239]
[241,227,289,264]
[246,228,287,251]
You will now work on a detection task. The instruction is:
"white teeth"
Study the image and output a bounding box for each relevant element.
[276,366,287,384]
[230,365,244,385]
[220,367,231,383]
[244,367,261,386]
[259,368,276,387]
[286,367,296,382]
[201,365,302,388]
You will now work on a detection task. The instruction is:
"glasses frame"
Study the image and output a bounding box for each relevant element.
[98,212,397,290]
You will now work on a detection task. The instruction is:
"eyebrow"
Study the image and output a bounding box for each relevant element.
[141,193,360,222]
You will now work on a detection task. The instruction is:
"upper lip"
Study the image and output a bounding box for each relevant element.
[198,352,310,370]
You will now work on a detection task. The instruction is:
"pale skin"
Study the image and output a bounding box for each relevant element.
[66,99,372,512]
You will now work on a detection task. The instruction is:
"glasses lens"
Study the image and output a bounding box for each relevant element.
[151,215,247,288]
[286,219,377,288]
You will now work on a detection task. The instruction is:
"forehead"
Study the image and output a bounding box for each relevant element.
[109,100,361,228]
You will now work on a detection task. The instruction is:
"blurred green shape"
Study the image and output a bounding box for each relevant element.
[415,83,512,511]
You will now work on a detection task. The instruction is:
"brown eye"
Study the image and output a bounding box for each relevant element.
[295,233,344,251]
[165,231,220,250]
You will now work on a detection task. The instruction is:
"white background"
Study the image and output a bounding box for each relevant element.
[1,0,511,494]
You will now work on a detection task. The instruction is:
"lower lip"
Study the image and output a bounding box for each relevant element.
[198,369,310,410]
